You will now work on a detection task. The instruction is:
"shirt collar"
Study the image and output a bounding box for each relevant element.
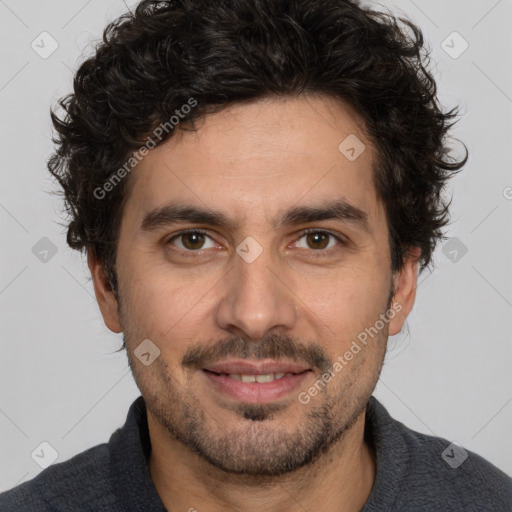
[109,396,167,511]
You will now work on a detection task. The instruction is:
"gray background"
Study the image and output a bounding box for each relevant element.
[1,0,511,491]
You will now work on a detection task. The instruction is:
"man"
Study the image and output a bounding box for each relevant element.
[1,0,510,510]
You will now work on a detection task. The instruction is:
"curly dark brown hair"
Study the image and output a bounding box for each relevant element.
[48,0,467,293]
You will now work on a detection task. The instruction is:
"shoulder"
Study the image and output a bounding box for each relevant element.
[393,418,511,510]
[365,397,512,511]
[0,442,116,512]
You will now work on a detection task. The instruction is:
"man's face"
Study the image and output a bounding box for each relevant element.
[94,95,415,476]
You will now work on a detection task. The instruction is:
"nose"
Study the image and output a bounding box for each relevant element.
[214,243,298,341]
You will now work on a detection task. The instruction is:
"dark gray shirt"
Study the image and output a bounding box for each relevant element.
[1,396,511,511]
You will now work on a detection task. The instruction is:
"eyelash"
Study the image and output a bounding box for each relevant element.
[165,228,346,258]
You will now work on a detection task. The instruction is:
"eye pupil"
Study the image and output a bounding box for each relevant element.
[182,232,205,250]
[307,232,329,250]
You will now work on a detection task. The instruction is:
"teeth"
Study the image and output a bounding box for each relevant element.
[227,372,289,382]
[255,374,274,383]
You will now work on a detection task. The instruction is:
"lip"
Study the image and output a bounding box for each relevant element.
[202,359,312,404]
[202,359,310,375]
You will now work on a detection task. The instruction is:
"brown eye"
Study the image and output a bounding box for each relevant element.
[295,230,341,252]
[168,230,216,252]
[305,232,330,250]
[181,232,205,250]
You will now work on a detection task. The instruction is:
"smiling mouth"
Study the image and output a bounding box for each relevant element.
[203,369,308,383]
[201,363,313,404]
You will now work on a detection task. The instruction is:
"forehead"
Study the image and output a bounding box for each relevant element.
[122,95,384,231]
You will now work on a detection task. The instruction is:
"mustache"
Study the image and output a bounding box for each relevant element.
[181,333,332,373]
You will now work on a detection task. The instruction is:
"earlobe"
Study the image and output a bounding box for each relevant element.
[388,247,421,336]
[87,248,123,333]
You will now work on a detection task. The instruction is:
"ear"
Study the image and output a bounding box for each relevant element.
[87,248,122,333]
[388,247,421,336]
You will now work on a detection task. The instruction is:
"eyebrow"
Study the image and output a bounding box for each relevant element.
[140,198,370,233]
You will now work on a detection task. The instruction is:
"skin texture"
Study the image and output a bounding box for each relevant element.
[89,95,419,512]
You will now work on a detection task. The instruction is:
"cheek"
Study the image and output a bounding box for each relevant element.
[306,270,390,341]
[120,263,218,347]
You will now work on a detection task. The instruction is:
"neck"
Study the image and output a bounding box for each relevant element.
[147,410,375,512]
